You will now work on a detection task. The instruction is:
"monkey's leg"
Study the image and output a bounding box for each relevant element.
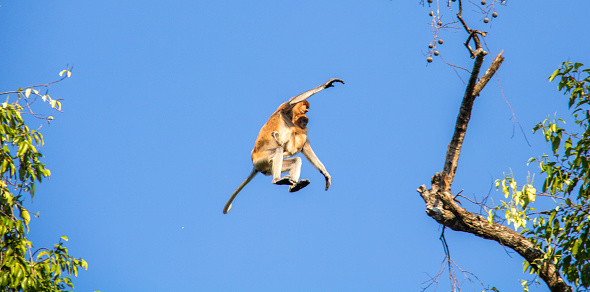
[282,157,310,193]
[270,148,294,185]
[281,157,302,181]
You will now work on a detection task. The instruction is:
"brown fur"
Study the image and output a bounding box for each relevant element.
[223,79,343,214]
[251,100,309,170]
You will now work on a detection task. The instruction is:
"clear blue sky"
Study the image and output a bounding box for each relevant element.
[2,1,589,291]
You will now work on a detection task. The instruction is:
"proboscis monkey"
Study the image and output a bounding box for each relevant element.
[223,78,345,214]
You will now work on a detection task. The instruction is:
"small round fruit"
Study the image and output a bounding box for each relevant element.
[481,0,486,4]
[427,57,433,63]
[434,51,439,56]
[438,39,443,44]
[428,44,434,49]
[429,11,434,16]
[428,0,432,3]
[492,12,498,18]
[484,18,489,23]
[438,21,442,26]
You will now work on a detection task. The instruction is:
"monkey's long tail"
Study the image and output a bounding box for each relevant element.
[223,168,258,214]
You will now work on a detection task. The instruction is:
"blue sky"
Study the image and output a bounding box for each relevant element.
[2,1,589,291]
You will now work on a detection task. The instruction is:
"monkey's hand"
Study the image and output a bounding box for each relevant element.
[324,78,345,88]
[324,173,331,191]
[272,131,283,146]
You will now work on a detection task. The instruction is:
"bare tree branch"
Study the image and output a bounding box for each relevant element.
[417,47,571,291]
[442,51,503,185]
[418,184,571,292]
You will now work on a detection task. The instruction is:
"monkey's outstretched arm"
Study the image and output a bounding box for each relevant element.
[223,168,258,214]
[301,140,331,191]
[288,78,345,105]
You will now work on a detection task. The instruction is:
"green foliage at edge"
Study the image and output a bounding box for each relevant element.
[0,70,89,292]
[493,62,590,290]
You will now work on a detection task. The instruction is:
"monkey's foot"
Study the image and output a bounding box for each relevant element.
[272,176,295,186]
[289,179,310,193]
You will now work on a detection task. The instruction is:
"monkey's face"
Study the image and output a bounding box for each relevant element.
[295,115,308,128]
[293,101,309,116]
[292,101,309,129]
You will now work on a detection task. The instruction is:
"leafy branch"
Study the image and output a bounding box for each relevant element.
[0,67,89,292]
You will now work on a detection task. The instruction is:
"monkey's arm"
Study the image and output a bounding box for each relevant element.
[301,140,331,191]
[287,78,345,106]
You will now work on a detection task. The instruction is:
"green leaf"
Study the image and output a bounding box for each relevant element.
[552,135,561,153]
[549,69,561,82]
[59,70,72,77]
[19,206,31,226]
[549,211,557,225]
[572,238,581,257]
[29,182,36,198]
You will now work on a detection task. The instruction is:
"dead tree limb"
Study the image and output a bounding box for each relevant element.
[417,49,572,292]
[419,1,571,289]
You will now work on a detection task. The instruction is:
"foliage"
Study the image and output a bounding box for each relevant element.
[0,69,88,291]
[492,173,537,230]
[493,62,590,289]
